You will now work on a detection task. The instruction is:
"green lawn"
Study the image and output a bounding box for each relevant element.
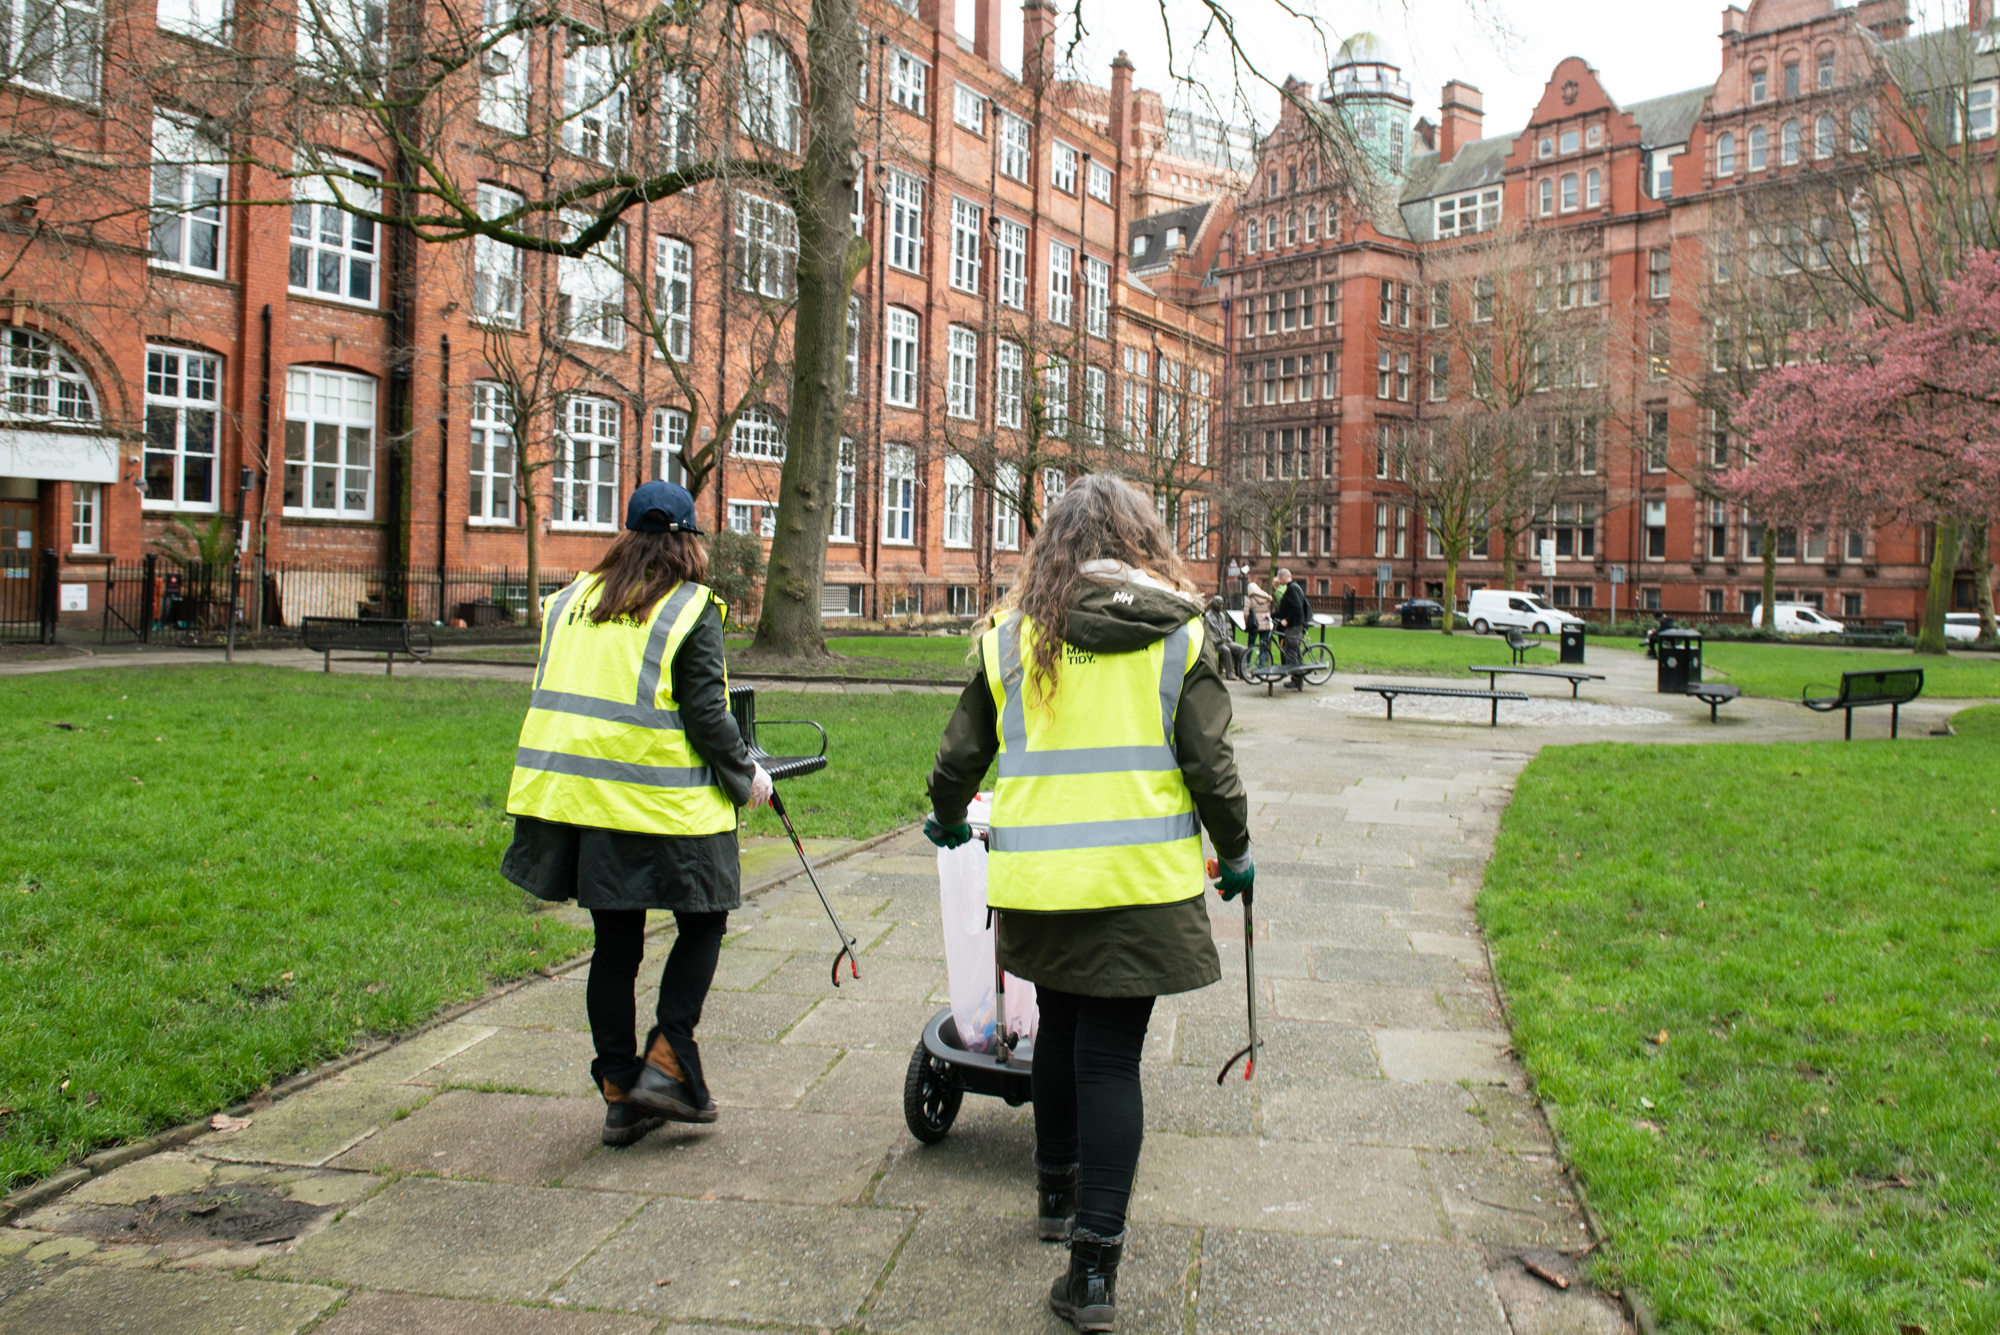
[1700,642,2000,700]
[1482,737,2000,1333]
[1314,625,1577,677]
[0,667,949,1189]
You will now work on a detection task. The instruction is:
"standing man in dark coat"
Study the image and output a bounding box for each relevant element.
[1271,568,1311,691]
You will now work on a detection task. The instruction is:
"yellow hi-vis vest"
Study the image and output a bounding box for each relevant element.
[505,575,737,837]
[980,609,1207,913]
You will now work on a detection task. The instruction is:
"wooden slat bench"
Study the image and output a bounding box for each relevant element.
[1465,665,1606,698]
[300,617,433,675]
[1354,683,1530,728]
[1802,668,1924,739]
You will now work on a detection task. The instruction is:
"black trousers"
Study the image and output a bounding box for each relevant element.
[1031,988,1156,1237]
[586,908,727,1101]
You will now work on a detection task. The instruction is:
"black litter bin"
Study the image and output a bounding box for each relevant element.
[1656,630,1703,693]
[1559,624,1586,665]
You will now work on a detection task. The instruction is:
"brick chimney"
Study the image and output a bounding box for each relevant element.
[1022,0,1057,87]
[1437,81,1483,164]
[1975,0,1994,31]
[1856,0,1911,40]
[1109,51,1134,155]
[972,0,1005,65]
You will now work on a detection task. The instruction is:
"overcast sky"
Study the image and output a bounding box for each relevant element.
[964,0,1962,145]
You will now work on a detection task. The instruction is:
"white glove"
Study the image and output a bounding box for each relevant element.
[747,762,774,810]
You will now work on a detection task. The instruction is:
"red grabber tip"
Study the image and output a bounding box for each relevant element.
[1244,1058,1254,1080]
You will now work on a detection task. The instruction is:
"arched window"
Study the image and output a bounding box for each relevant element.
[737,31,800,151]
[1304,204,1317,241]
[1285,211,1298,244]
[1716,131,1736,176]
[1815,113,1836,159]
[1749,124,1768,170]
[1265,213,1277,246]
[1781,119,1800,165]
[1245,218,1259,253]
[1,329,97,422]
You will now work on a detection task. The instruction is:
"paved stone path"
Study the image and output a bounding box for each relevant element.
[1,640,1981,1333]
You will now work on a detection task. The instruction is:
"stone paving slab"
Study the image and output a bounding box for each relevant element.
[0,1265,343,1335]
[308,1291,657,1335]
[1195,1229,1510,1334]
[188,1079,435,1168]
[426,1028,591,1096]
[1131,1137,1441,1241]
[552,1197,909,1328]
[559,1108,902,1205]
[329,1091,606,1186]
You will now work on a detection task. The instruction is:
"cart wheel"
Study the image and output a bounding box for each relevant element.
[904,1039,963,1144]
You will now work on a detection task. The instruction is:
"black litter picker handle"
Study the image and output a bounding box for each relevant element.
[767,788,860,986]
[1207,858,1262,1084]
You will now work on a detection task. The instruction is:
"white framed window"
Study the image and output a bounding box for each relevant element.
[656,68,698,168]
[144,346,219,510]
[1649,247,1671,299]
[70,481,99,551]
[558,214,625,347]
[1716,132,1735,175]
[950,197,982,292]
[996,217,1027,308]
[947,325,978,419]
[1751,65,1767,103]
[150,115,226,275]
[943,455,974,547]
[1560,173,1577,211]
[1586,125,1602,148]
[1052,141,1078,193]
[1538,178,1553,216]
[282,367,375,519]
[561,36,627,163]
[1083,365,1105,444]
[1962,85,1997,142]
[1245,218,1259,253]
[734,193,797,297]
[890,48,927,115]
[289,162,380,306]
[884,307,919,408]
[472,184,523,326]
[887,169,923,274]
[831,438,855,540]
[995,339,1023,428]
[296,0,382,68]
[952,83,983,132]
[653,235,691,358]
[728,499,776,537]
[1043,467,1066,509]
[651,406,686,485]
[1088,160,1112,202]
[1083,256,1109,337]
[158,0,226,42]
[1585,168,1600,207]
[554,395,619,529]
[999,111,1030,180]
[882,442,915,543]
[1781,118,1801,165]
[1047,241,1074,325]
[1537,135,1554,159]
[1041,360,1069,435]
[1749,124,1767,170]
[11,0,100,100]
[1433,186,1501,238]
[993,463,1020,550]
[469,381,516,524]
[1815,112,1836,159]
[730,405,785,460]
[478,0,529,133]
[1559,129,1578,154]
[845,295,861,394]
[739,30,800,150]
[0,329,93,425]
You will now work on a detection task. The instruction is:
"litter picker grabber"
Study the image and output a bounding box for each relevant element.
[1208,858,1262,1083]
[768,789,860,987]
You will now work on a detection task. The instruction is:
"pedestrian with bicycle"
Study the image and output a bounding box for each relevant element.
[1271,568,1311,692]
[1243,579,1272,658]
[501,480,774,1148]
[924,474,1252,1333]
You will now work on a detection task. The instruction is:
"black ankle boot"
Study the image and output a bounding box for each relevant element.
[1035,1159,1078,1242]
[1048,1226,1125,1332]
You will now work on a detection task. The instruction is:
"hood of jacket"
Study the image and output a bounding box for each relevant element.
[1059,560,1202,654]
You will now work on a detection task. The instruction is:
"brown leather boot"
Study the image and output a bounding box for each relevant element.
[630,1035,718,1124]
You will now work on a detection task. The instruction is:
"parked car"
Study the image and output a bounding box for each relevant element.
[1945,612,1984,642]
[1465,589,1586,636]
[1768,602,1844,635]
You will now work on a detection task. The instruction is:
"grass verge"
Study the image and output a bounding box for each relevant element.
[1701,641,2000,700]
[0,666,951,1189]
[1482,736,2000,1332]
[1315,626,1576,677]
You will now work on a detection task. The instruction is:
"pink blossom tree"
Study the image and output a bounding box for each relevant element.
[1726,250,2000,652]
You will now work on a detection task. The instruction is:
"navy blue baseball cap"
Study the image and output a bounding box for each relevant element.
[625,480,702,534]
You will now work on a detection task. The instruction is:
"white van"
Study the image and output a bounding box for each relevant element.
[1771,602,1844,635]
[1465,589,1587,636]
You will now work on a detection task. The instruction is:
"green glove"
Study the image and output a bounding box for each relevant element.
[1215,855,1254,902]
[925,816,974,849]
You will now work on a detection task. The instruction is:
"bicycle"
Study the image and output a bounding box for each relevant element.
[1248,636,1335,686]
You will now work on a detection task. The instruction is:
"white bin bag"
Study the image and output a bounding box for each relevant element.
[938,793,1038,1053]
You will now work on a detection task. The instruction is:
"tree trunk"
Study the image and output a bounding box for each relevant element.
[1440,552,1458,635]
[1973,522,1996,645]
[1918,517,1959,655]
[750,0,863,659]
[522,468,542,631]
[1499,526,1517,590]
[1760,532,1777,631]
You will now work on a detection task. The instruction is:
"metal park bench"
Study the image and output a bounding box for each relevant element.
[1688,682,1742,722]
[727,686,829,780]
[1801,668,1924,739]
[300,617,434,675]
[1465,665,1606,698]
[1504,628,1543,665]
[1353,683,1529,728]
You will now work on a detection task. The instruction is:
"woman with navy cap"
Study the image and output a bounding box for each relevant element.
[502,481,773,1147]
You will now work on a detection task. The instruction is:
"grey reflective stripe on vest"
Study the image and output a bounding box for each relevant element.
[528,690,684,731]
[987,811,1199,853]
[514,747,714,789]
[992,615,1188,779]
[532,582,587,690]
[632,581,704,708]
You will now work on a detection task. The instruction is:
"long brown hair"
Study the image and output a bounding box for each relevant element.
[996,474,1195,703]
[585,529,709,624]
